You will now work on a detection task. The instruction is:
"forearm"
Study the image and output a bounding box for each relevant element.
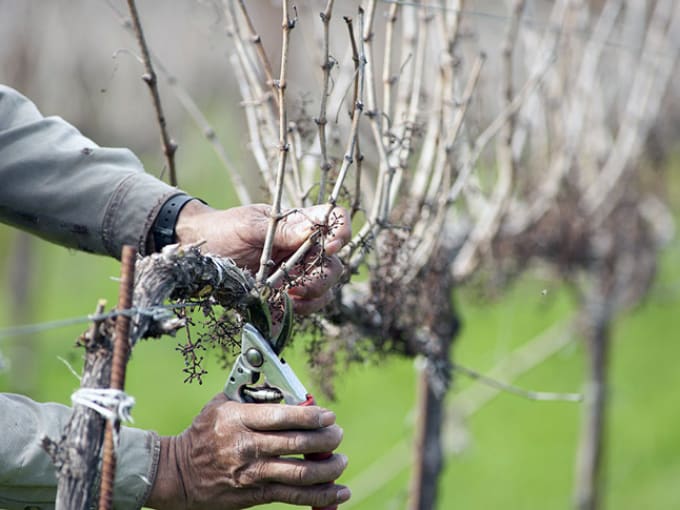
[0,393,160,510]
[0,85,179,258]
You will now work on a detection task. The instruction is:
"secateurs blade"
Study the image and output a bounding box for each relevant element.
[225,293,301,403]
[223,322,310,404]
[222,302,336,510]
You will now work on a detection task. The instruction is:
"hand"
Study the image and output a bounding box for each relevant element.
[175,202,351,314]
[145,394,351,510]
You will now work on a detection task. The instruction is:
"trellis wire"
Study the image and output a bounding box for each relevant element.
[0,302,201,341]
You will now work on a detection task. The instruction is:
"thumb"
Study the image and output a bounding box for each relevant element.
[274,205,350,254]
[273,210,316,253]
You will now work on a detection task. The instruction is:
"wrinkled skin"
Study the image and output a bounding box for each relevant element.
[145,203,352,509]
[145,395,350,510]
[175,202,350,315]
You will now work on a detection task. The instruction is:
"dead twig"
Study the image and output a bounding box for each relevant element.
[256,0,295,284]
[126,0,178,186]
[316,0,336,204]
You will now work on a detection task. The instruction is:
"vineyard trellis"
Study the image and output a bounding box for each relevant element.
[0,1,677,509]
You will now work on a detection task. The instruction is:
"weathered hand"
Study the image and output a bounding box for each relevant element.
[145,394,350,510]
[175,201,351,314]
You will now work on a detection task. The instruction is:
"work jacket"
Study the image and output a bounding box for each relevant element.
[0,84,182,509]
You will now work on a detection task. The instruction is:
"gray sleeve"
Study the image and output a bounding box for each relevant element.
[0,84,180,258]
[0,393,160,510]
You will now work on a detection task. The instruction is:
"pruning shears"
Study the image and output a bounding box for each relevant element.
[223,296,336,510]
[223,322,314,406]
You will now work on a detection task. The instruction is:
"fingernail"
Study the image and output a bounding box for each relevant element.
[325,239,343,255]
[340,454,349,468]
[319,411,336,427]
[337,487,352,503]
[287,286,305,298]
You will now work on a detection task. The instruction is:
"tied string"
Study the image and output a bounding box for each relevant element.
[71,388,135,424]
[71,388,135,452]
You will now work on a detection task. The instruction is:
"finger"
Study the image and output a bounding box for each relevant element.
[309,205,351,246]
[290,290,333,315]
[203,392,229,410]
[260,483,352,508]
[275,205,351,253]
[288,255,343,301]
[256,425,343,457]
[256,454,348,486]
[234,403,337,431]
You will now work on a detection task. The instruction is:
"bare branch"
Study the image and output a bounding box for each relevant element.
[155,63,252,204]
[237,0,278,103]
[288,121,307,206]
[446,46,554,206]
[504,0,623,236]
[316,0,336,204]
[266,8,368,288]
[452,362,581,403]
[231,53,277,198]
[451,0,524,280]
[405,54,484,283]
[256,0,295,284]
[329,13,365,205]
[582,0,680,220]
[381,1,399,137]
[107,2,252,203]
[224,2,279,197]
[126,0,178,186]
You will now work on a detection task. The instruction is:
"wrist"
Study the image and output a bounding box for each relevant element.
[151,194,210,251]
[174,198,214,246]
[145,436,186,510]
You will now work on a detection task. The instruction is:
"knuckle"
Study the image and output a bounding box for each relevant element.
[264,404,287,422]
[234,434,254,457]
[254,485,272,505]
[219,441,256,489]
[286,433,304,453]
[242,402,286,429]
[221,462,244,489]
[238,461,266,488]
[310,487,338,508]
[230,469,248,489]
[293,463,308,484]
[231,432,263,468]
[289,490,308,506]
[228,456,265,489]
[213,403,238,434]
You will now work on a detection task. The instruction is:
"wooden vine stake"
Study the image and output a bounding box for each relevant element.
[43,298,111,510]
[98,245,136,510]
[42,246,136,510]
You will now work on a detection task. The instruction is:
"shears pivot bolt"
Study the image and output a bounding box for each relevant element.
[245,348,264,367]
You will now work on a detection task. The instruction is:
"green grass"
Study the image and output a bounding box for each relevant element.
[1,157,679,509]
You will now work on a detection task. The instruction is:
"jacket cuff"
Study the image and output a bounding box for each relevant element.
[101,171,180,259]
[114,427,161,510]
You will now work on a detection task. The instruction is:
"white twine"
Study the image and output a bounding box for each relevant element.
[71,388,135,424]
[211,256,225,283]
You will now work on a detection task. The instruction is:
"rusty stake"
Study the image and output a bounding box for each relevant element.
[99,245,136,510]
